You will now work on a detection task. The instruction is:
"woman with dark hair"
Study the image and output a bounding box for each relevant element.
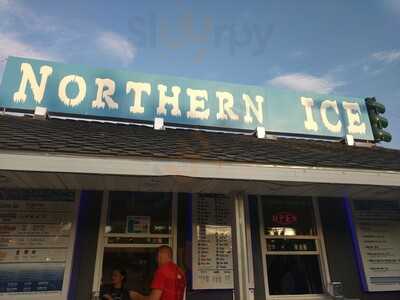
[100,267,131,300]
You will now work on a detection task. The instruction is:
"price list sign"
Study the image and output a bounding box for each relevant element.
[350,199,400,292]
[192,194,233,290]
[0,190,76,297]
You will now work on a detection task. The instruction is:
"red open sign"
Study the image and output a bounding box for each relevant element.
[272,212,298,226]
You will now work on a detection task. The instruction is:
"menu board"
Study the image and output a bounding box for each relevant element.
[192,194,233,290]
[0,190,76,297]
[350,199,400,292]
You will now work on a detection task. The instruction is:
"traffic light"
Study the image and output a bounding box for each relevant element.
[365,97,392,143]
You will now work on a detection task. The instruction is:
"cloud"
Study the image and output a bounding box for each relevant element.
[0,33,56,60]
[0,0,10,10]
[290,50,305,58]
[0,1,57,34]
[382,0,400,15]
[0,1,137,70]
[0,33,58,73]
[96,31,136,65]
[0,1,70,71]
[371,50,400,63]
[268,73,344,94]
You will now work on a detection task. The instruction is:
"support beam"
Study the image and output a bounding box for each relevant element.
[231,192,252,300]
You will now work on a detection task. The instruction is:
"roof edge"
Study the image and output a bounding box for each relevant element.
[1,151,399,187]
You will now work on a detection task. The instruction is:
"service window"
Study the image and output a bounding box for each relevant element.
[92,192,177,297]
[258,196,329,298]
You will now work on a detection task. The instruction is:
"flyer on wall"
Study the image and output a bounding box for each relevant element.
[350,199,400,292]
[126,216,151,234]
[192,194,234,290]
[0,190,77,299]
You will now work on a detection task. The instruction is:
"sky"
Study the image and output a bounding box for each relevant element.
[0,0,399,149]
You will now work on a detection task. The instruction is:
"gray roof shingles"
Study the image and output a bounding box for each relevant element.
[0,115,399,171]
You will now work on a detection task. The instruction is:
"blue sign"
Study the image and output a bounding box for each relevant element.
[0,263,64,293]
[0,56,374,140]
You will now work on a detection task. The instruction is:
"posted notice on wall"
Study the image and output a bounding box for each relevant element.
[350,199,400,292]
[0,190,76,297]
[126,216,150,234]
[192,194,233,290]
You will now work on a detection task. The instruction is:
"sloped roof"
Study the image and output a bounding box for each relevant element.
[0,114,399,171]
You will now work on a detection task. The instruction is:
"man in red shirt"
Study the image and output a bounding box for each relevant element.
[131,245,186,300]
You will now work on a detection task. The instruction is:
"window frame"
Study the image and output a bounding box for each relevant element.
[257,196,331,300]
[92,191,178,294]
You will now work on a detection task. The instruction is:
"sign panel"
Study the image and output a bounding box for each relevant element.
[349,199,400,292]
[0,190,77,299]
[126,216,150,234]
[0,56,374,141]
[192,194,233,290]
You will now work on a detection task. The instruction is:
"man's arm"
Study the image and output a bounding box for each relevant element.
[130,289,162,300]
